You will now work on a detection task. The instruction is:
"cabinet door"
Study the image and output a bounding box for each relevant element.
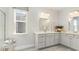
[64,34,73,47]
[45,33,54,47]
[45,33,51,47]
[61,34,72,47]
[38,34,46,43]
[38,42,45,48]
[50,34,55,45]
[54,33,59,45]
[72,35,79,50]
[60,33,67,45]
[60,33,63,44]
[37,34,46,49]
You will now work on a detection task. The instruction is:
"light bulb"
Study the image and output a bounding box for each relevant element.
[69,13,73,16]
[74,11,78,14]
[40,12,50,18]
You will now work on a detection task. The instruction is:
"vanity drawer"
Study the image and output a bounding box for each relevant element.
[38,34,45,38]
[74,35,79,39]
[46,42,51,46]
[67,34,73,39]
[38,34,46,43]
[38,43,45,48]
[38,39,45,43]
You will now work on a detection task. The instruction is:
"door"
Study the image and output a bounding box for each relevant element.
[0,10,5,50]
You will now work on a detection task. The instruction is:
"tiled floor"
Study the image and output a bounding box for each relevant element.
[20,45,75,51]
[39,45,74,51]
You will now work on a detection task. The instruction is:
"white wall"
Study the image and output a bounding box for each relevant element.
[28,7,59,33]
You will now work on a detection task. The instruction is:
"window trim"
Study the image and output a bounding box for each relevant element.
[14,8,28,34]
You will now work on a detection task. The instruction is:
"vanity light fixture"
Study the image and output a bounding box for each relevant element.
[40,12,50,19]
[69,13,73,16]
[69,10,79,22]
[46,19,50,23]
[68,17,72,22]
[74,11,79,14]
[69,10,79,17]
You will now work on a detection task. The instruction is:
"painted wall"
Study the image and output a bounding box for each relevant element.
[28,7,59,33]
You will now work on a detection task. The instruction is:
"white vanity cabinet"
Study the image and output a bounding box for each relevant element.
[60,33,67,45]
[35,32,79,50]
[45,33,54,47]
[71,35,79,50]
[61,34,79,50]
[60,33,73,48]
[35,34,46,49]
[54,33,60,45]
[60,33,70,46]
[45,34,51,47]
[50,34,56,45]
[35,33,59,49]
[66,34,73,47]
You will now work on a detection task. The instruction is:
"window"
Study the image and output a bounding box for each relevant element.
[14,8,28,34]
[16,22,26,33]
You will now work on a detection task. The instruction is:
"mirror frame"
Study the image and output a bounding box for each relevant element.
[68,10,79,32]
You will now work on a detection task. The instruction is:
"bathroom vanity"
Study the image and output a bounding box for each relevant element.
[35,32,60,49]
[60,32,79,50]
[35,32,79,50]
